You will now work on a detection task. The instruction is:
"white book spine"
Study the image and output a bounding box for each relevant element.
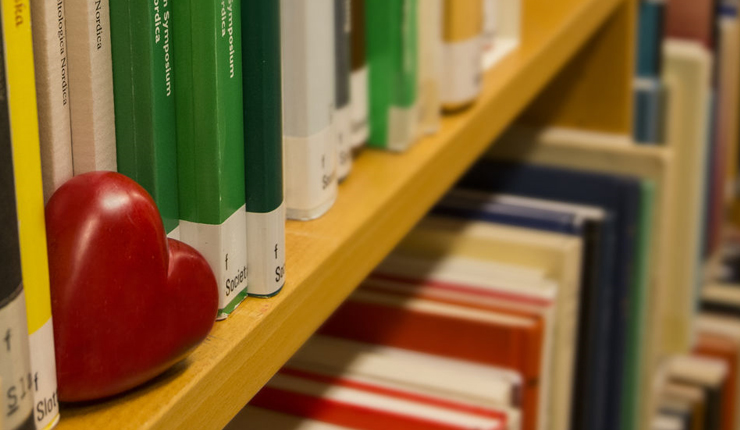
[65,0,117,174]
[334,0,352,181]
[282,0,337,220]
[32,0,73,203]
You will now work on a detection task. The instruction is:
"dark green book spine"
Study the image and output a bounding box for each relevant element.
[242,0,285,297]
[173,0,248,318]
[110,0,179,236]
[0,20,34,429]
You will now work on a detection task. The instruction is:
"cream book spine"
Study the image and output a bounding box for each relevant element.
[31,0,73,202]
[65,0,117,174]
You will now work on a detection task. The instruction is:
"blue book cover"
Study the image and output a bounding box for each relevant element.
[633,77,666,144]
[636,0,666,78]
[457,161,641,430]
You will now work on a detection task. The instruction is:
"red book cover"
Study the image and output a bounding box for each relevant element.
[251,368,505,430]
[694,332,739,430]
[664,0,716,48]
[319,286,543,430]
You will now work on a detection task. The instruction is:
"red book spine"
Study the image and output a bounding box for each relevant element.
[694,333,739,430]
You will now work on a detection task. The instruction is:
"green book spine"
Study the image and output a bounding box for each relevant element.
[173,0,248,319]
[242,0,285,297]
[110,0,180,236]
[335,0,353,180]
[366,0,419,151]
[281,0,337,220]
[621,180,655,430]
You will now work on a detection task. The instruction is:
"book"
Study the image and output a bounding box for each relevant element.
[481,0,520,70]
[489,125,674,430]
[661,382,707,430]
[667,355,729,430]
[664,0,716,48]
[242,0,285,297]
[633,77,666,144]
[702,283,740,317]
[416,0,442,134]
[636,0,666,78]
[289,335,523,412]
[252,369,507,430]
[717,5,740,205]
[696,313,740,430]
[109,0,179,237]
[65,0,117,174]
[334,0,352,180]
[693,332,738,430]
[390,219,581,430]
[350,0,368,150]
[30,0,73,203]
[281,0,338,220]
[658,397,694,430]
[481,0,496,65]
[458,160,642,430]
[0,20,35,429]
[3,2,60,427]
[227,406,351,430]
[172,0,248,319]
[365,0,419,151]
[652,414,687,430]
[441,0,483,111]
[320,287,544,430]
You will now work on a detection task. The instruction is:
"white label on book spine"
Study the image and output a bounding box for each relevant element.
[29,319,59,430]
[0,289,33,430]
[442,36,483,107]
[350,66,369,148]
[285,124,338,220]
[247,202,286,297]
[66,0,117,174]
[179,206,249,319]
[32,0,73,203]
[335,105,352,180]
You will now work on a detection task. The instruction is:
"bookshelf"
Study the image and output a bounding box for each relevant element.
[56,0,632,428]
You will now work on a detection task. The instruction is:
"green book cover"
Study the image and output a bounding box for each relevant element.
[242,0,285,297]
[173,0,248,318]
[281,0,337,220]
[621,180,655,430]
[366,0,418,151]
[110,0,180,236]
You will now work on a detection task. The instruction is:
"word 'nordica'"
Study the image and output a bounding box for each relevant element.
[221,0,235,78]
[94,0,103,50]
[57,0,68,106]
[153,0,172,96]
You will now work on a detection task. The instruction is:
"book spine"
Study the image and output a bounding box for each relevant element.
[173,0,248,319]
[0,18,35,429]
[441,0,483,111]
[481,0,497,63]
[350,0,368,149]
[242,0,286,297]
[334,0,353,180]
[281,0,338,220]
[636,0,666,78]
[366,0,419,151]
[417,0,442,134]
[2,1,60,427]
[31,0,73,203]
[110,0,179,237]
[65,0,117,174]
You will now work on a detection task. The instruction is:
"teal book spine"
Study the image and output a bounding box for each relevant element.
[110,0,180,237]
[334,0,353,180]
[366,0,419,151]
[281,0,338,220]
[242,0,285,297]
[173,0,248,319]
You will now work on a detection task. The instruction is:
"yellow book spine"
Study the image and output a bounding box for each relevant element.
[2,0,60,428]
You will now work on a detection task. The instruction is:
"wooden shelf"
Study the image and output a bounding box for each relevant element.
[57,0,625,428]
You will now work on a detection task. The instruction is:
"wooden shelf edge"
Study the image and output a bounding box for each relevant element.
[57,0,624,428]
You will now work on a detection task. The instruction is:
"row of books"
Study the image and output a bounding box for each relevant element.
[0,1,521,429]
[216,118,677,430]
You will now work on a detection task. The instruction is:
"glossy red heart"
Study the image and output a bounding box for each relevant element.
[45,172,219,402]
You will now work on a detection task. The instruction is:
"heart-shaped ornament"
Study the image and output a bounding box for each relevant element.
[46,172,219,402]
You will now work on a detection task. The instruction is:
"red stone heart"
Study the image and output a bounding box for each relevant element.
[45,172,218,402]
